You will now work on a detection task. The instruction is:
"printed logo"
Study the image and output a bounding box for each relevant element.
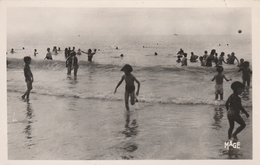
[224,140,240,150]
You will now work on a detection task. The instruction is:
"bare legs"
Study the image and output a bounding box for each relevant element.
[22,81,32,101]
[124,91,136,111]
[228,115,246,140]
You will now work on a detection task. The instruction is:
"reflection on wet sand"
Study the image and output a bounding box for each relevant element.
[212,107,224,130]
[67,75,78,84]
[119,111,139,160]
[219,147,243,159]
[23,103,35,149]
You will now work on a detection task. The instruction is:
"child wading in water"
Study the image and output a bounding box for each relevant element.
[225,81,249,141]
[114,64,140,111]
[22,56,34,102]
[211,66,231,100]
[238,61,252,92]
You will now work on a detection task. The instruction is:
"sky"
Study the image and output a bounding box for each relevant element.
[7,8,251,36]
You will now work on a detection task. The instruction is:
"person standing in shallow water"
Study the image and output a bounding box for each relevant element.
[114,64,140,111]
[81,49,97,62]
[22,56,34,102]
[181,53,187,66]
[205,49,215,67]
[238,61,252,92]
[44,48,53,60]
[225,81,249,141]
[72,52,79,76]
[211,66,231,100]
[227,52,239,65]
[66,47,76,75]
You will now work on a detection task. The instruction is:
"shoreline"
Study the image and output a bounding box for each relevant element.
[7,91,252,160]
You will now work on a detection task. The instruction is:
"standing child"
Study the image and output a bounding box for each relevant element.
[114,64,140,111]
[238,61,252,92]
[211,66,231,100]
[225,81,249,141]
[22,56,34,102]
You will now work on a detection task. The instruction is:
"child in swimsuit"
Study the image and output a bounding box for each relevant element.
[225,81,249,141]
[114,64,140,111]
[238,61,252,92]
[211,66,231,100]
[22,56,34,102]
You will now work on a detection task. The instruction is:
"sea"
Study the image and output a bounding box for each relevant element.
[6,34,252,160]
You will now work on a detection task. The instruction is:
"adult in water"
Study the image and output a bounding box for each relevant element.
[44,48,53,60]
[227,52,239,65]
[81,49,97,62]
[190,52,198,62]
[205,49,215,67]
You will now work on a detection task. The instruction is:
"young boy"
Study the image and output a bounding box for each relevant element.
[238,61,252,92]
[114,64,140,111]
[211,66,231,100]
[225,81,249,141]
[22,56,34,102]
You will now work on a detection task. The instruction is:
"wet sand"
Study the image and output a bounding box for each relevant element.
[7,92,252,160]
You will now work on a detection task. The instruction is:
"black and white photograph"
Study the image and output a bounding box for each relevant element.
[1,0,260,164]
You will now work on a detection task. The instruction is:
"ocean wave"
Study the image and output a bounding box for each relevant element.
[7,57,242,75]
[7,89,252,107]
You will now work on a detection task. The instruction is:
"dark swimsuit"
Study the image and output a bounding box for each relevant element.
[126,85,135,93]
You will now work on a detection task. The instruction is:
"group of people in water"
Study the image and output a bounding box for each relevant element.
[41,46,97,76]
[18,44,252,143]
[176,47,252,142]
[176,48,242,67]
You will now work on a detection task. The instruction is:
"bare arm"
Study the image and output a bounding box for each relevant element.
[91,49,97,56]
[80,50,87,54]
[134,77,140,96]
[114,75,124,94]
[211,76,215,81]
[238,97,249,117]
[223,75,231,82]
[225,96,231,111]
[30,70,34,82]
[235,57,240,64]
